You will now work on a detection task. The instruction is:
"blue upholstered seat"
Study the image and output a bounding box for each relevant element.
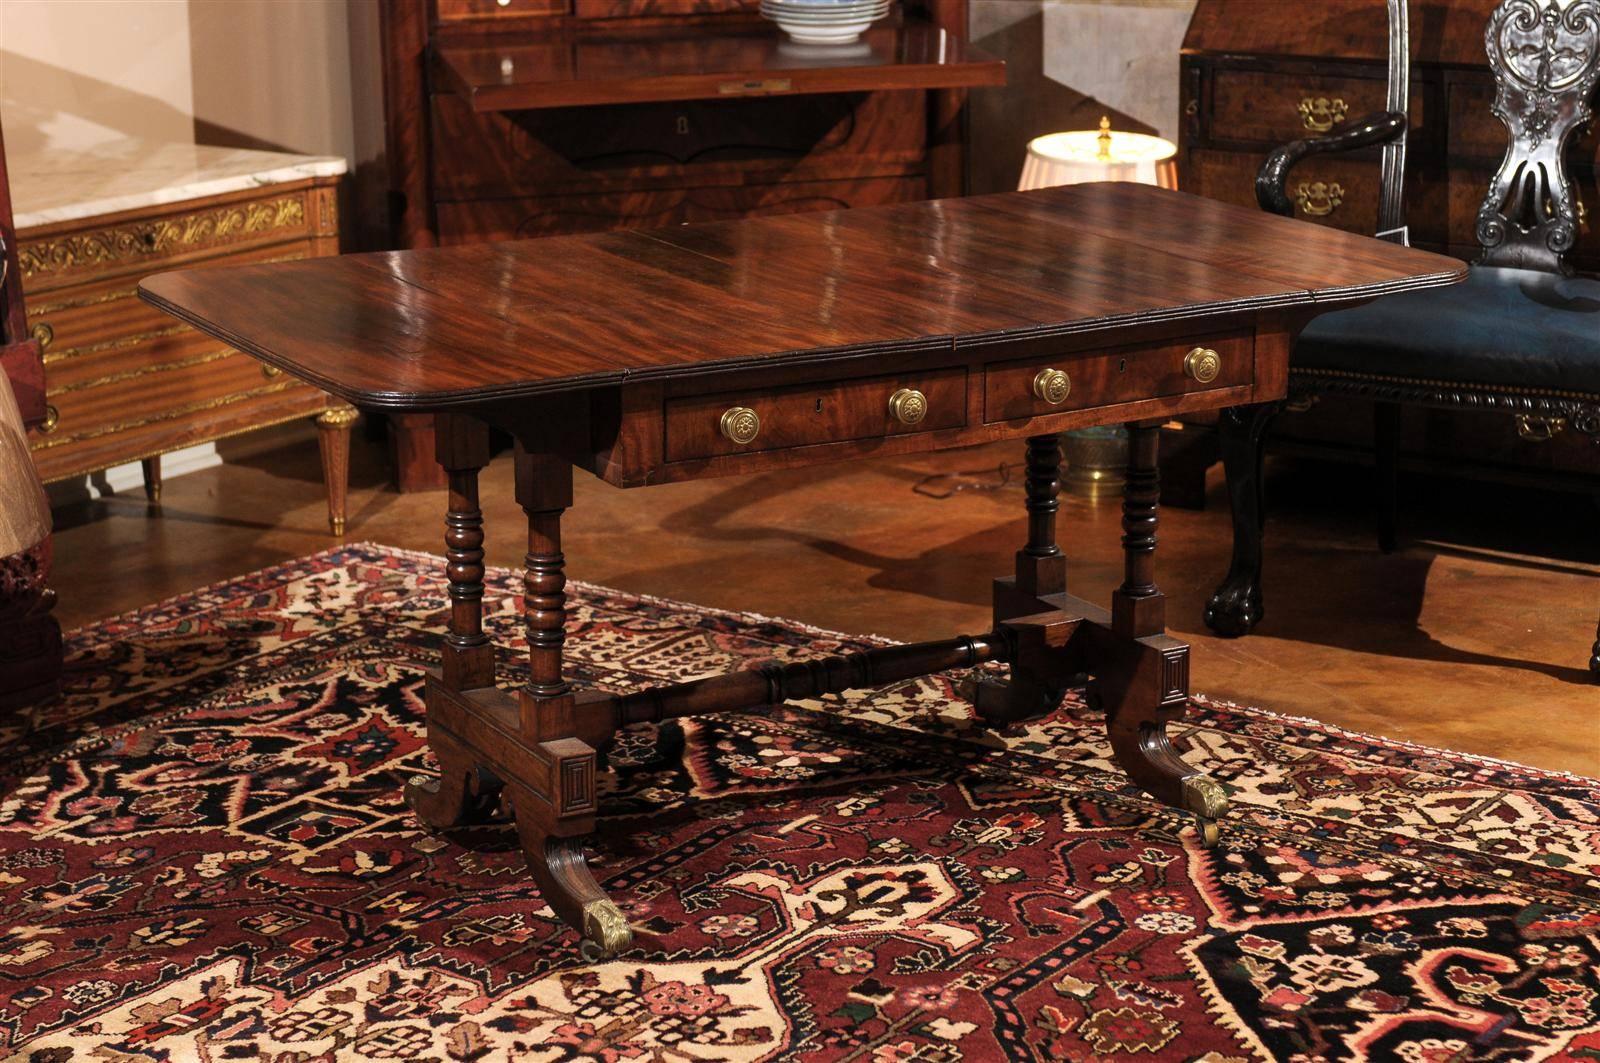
[1295,266,1600,394]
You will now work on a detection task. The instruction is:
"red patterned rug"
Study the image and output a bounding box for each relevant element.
[2,544,1597,1061]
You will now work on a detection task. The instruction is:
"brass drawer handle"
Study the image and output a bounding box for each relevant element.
[1298,96,1348,132]
[1295,180,1344,217]
[1184,347,1222,384]
[262,363,282,378]
[30,321,53,349]
[1032,368,1071,405]
[887,387,928,425]
[39,404,59,434]
[719,406,760,445]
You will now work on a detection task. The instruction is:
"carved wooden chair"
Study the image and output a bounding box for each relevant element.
[1204,0,1600,681]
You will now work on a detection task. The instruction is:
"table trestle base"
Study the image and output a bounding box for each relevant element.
[407,422,1229,956]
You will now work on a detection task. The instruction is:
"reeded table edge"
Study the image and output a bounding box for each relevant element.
[138,262,1466,413]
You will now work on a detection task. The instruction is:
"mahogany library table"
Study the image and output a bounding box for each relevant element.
[141,184,1464,957]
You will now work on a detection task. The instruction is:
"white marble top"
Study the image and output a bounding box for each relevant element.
[10,141,347,232]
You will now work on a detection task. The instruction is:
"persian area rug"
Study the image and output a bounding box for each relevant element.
[2,545,1597,1062]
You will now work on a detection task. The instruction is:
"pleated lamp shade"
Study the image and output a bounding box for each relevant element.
[1019,117,1178,192]
[0,366,49,559]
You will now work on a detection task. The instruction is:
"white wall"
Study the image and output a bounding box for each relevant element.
[0,0,196,156]
[0,0,382,198]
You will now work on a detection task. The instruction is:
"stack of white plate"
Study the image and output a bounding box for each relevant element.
[760,0,890,44]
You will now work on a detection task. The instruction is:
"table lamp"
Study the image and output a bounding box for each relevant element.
[1020,116,1178,193]
[1019,117,1178,499]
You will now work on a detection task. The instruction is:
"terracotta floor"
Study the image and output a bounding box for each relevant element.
[49,432,1600,776]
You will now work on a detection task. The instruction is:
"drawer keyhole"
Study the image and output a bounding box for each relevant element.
[815,398,823,413]
[1118,358,1127,373]
[676,115,690,135]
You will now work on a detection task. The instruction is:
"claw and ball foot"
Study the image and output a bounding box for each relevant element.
[1204,581,1263,638]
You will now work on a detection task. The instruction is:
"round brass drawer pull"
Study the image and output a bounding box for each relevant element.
[719,406,760,445]
[30,321,53,350]
[1184,347,1222,384]
[1032,367,1071,405]
[262,363,283,378]
[39,404,59,434]
[887,387,927,425]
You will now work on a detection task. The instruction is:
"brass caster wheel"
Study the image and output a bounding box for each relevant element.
[579,898,632,961]
[1181,774,1228,847]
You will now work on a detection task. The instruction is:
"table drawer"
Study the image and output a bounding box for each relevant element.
[983,331,1253,424]
[665,365,966,461]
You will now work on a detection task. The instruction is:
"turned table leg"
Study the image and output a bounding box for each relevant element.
[406,415,504,830]
[965,434,1071,726]
[511,444,629,959]
[1104,420,1227,844]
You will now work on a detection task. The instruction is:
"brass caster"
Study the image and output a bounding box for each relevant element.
[1181,774,1227,847]
[329,516,347,536]
[579,898,632,961]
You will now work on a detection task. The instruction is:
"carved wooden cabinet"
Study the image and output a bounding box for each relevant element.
[379,0,1003,488]
[1178,0,1600,484]
[14,145,359,531]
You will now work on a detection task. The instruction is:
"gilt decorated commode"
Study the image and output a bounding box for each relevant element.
[140,183,1464,956]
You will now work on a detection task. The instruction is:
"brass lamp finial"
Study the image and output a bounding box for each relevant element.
[1096,115,1113,161]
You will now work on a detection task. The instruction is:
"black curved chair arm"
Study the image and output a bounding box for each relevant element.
[1255,111,1408,217]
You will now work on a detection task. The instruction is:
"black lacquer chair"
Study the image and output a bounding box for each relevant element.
[1204,0,1600,681]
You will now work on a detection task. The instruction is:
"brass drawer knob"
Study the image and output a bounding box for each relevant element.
[30,321,53,349]
[887,387,927,425]
[1032,367,1071,405]
[1184,347,1222,384]
[719,406,760,445]
[262,363,283,378]
[39,404,59,434]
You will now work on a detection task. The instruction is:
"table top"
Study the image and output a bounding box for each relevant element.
[12,141,346,232]
[139,183,1466,412]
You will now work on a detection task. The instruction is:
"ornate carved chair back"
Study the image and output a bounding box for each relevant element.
[1476,0,1600,274]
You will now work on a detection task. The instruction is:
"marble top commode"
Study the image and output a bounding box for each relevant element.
[10,141,347,232]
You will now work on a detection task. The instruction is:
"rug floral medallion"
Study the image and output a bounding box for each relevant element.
[1,545,1596,1062]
